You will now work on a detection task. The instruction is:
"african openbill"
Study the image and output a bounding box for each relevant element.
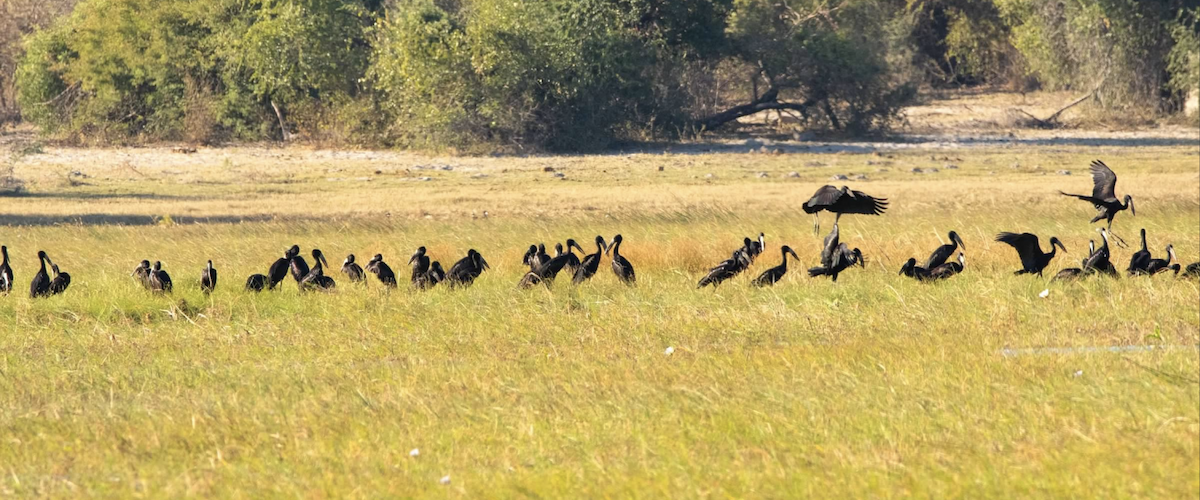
[245,274,268,292]
[697,237,756,288]
[288,245,310,283]
[424,261,446,288]
[201,260,217,294]
[1082,228,1118,277]
[132,260,152,289]
[819,224,841,268]
[1127,228,1151,275]
[30,251,51,298]
[48,262,70,296]
[751,245,799,287]
[1054,241,1094,282]
[0,245,11,295]
[927,252,965,281]
[366,254,398,287]
[149,261,173,293]
[342,254,365,282]
[807,243,863,282]
[572,236,607,285]
[409,247,431,286]
[607,234,636,285]
[802,185,888,234]
[1059,160,1134,246]
[925,231,965,269]
[301,249,335,291]
[446,249,489,287]
[268,246,295,290]
[556,239,584,275]
[995,232,1065,276]
[1145,244,1176,275]
[899,258,930,280]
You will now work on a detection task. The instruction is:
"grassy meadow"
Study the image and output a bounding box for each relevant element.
[1,138,1198,497]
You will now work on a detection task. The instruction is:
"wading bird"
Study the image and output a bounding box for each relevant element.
[807,243,864,282]
[30,251,51,298]
[245,274,268,292]
[1127,228,1151,275]
[268,247,295,290]
[288,245,310,283]
[447,249,489,287]
[1145,244,1176,275]
[49,262,70,296]
[132,260,152,289]
[996,232,1066,276]
[608,234,636,285]
[342,254,365,283]
[927,252,965,281]
[925,230,965,269]
[301,249,335,291]
[366,254,397,287]
[149,261,172,293]
[751,245,799,287]
[802,185,888,234]
[0,245,12,295]
[1059,160,1134,246]
[201,260,217,294]
[572,236,607,285]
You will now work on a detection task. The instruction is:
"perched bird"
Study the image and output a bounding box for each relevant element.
[245,274,269,292]
[926,252,965,281]
[899,258,930,280]
[0,245,12,295]
[48,262,70,296]
[342,254,365,282]
[30,251,51,298]
[201,260,217,294]
[1059,160,1134,246]
[132,260,152,289]
[925,230,965,270]
[288,245,310,284]
[1127,228,1151,275]
[409,247,431,287]
[572,236,608,285]
[366,254,397,287]
[802,185,888,234]
[807,244,864,282]
[996,232,1066,276]
[268,247,295,290]
[301,249,335,291]
[148,261,173,293]
[751,245,799,287]
[446,249,489,288]
[608,234,636,285]
[1145,244,1176,275]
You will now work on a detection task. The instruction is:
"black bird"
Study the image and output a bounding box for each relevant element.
[523,243,550,271]
[807,244,864,282]
[1082,228,1118,277]
[149,261,173,293]
[1145,244,1176,275]
[522,240,587,289]
[342,254,365,282]
[927,252,965,281]
[899,258,930,280]
[573,236,608,285]
[446,249,489,287]
[201,260,217,294]
[607,234,636,285]
[521,244,539,268]
[819,224,841,268]
[424,261,446,288]
[301,249,335,291]
[366,254,398,287]
[1127,228,1151,275]
[802,185,888,234]
[288,245,310,283]
[1059,160,1134,246]
[996,232,1066,276]
[245,274,269,292]
[48,262,70,296]
[30,251,51,298]
[556,239,584,275]
[752,245,799,287]
[132,259,152,289]
[925,230,965,269]
[1181,262,1200,278]
[409,247,431,286]
[268,246,295,290]
[697,236,762,288]
[0,245,12,295]
[1054,240,1095,282]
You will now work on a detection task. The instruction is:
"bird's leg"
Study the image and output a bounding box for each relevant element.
[1107,222,1129,249]
[812,214,819,235]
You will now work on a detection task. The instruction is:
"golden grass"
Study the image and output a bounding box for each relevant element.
[0,140,1197,497]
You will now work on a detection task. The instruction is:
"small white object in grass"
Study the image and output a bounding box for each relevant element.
[1073,370,1083,378]
[409,448,420,457]
[664,346,674,356]
[1038,289,1050,298]
[439,475,451,485]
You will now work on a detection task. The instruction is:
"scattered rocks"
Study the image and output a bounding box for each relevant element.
[657,166,664,171]
[926,167,940,173]
[831,174,850,181]
[471,173,489,179]
[552,172,565,179]
[853,174,869,181]
[543,166,555,172]
[1057,170,1072,176]
[171,146,197,154]
[804,161,826,167]
[786,171,801,178]
[910,167,924,174]
[757,172,770,178]
[1010,161,1021,169]
[439,165,453,171]
[704,173,716,179]
[876,168,889,173]
[943,163,959,170]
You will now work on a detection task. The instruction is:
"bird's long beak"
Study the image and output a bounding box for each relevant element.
[604,243,612,256]
[480,256,490,270]
[320,253,329,268]
[408,252,419,264]
[955,234,965,249]
[1129,198,1136,216]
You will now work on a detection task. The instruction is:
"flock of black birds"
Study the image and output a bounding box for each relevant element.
[1,160,1197,299]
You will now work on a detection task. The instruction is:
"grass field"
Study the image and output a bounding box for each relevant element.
[1,131,1198,497]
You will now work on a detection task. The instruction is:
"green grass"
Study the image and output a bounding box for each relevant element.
[0,141,1198,497]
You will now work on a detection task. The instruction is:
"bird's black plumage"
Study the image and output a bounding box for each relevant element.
[342,254,365,282]
[49,263,70,296]
[132,259,152,289]
[925,231,965,270]
[1082,228,1118,277]
[697,236,759,288]
[366,254,398,287]
[409,246,431,287]
[802,185,888,233]
[1181,262,1200,278]
[996,232,1065,276]
[149,261,172,293]
[573,236,607,285]
[1127,228,1151,275]
[807,244,863,282]
[1059,160,1134,233]
[899,258,930,280]
[30,251,50,298]
[268,247,295,290]
[607,234,635,285]
[1145,244,1176,275]
[289,245,310,284]
[751,245,799,287]
[446,249,489,287]
[245,274,268,292]
[201,260,217,294]
[301,249,335,291]
[926,252,965,281]
[0,245,12,295]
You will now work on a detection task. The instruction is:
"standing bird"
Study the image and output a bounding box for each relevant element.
[899,258,930,280]
[30,251,51,298]
[995,232,1066,276]
[132,260,152,289]
[556,239,584,275]
[201,260,217,294]
[0,245,12,295]
[446,249,489,287]
[342,254,365,283]
[245,274,269,292]
[1127,228,1151,275]
[697,236,761,288]
[1059,160,1134,246]
[1054,240,1095,282]
[268,246,295,290]
[48,262,70,296]
[1082,228,1118,277]
[409,247,431,287]
[148,261,173,293]
[752,245,799,287]
[807,244,864,282]
[424,261,446,288]
[288,245,310,284]
[924,230,966,270]
[1145,244,1176,275]
[927,253,965,281]
[802,185,888,234]
[366,254,397,287]
[301,249,335,291]
[607,234,636,285]
[819,224,841,268]
[572,236,608,285]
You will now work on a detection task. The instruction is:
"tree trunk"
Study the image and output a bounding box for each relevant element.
[270,99,291,142]
[694,86,817,131]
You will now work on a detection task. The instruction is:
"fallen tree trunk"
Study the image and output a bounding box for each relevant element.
[694,87,817,131]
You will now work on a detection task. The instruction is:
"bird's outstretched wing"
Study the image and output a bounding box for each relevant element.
[802,185,843,214]
[837,189,889,215]
[1089,160,1118,202]
[996,232,1041,272]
